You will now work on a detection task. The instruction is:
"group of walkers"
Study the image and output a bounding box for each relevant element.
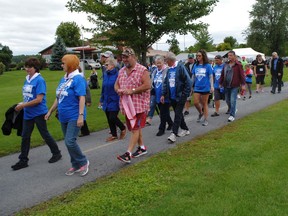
[8,47,284,174]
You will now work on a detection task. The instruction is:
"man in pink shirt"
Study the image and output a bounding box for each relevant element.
[114,48,151,163]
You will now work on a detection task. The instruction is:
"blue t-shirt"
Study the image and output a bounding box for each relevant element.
[57,74,87,123]
[168,67,177,100]
[154,69,169,103]
[192,64,213,92]
[213,64,224,89]
[22,74,48,120]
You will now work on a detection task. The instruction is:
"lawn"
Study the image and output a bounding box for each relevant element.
[0,68,287,156]
[17,99,288,216]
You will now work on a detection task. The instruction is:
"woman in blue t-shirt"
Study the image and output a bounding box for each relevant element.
[192,49,214,126]
[46,54,89,177]
[151,55,173,136]
[11,58,62,171]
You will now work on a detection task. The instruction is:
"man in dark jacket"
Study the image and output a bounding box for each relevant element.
[219,50,245,122]
[161,52,192,143]
[270,52,284,94]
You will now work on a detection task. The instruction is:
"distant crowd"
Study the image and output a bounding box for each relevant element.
[4,48,284,176]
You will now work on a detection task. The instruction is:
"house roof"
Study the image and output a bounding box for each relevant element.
[39,44,54,54]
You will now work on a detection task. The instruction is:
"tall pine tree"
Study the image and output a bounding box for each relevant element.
[49,37,67,71]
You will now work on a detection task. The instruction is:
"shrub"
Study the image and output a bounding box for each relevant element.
[0,62,5,75]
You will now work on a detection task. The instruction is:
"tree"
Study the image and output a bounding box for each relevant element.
[49,37,67,71]
[66,0,218,63]
[56,22,81,47]
[245,0,288,56]
[0,43,13,71]
[167,34,181,55]
[216,42,232,51]
[223,36,237,48]
[191,25,215,51]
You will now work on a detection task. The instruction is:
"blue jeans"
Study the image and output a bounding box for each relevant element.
[61,121,87,169]
[147,95,157,118]
[19,115,61,162]
[225,87,238,117]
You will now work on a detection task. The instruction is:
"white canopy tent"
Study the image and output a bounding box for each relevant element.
[232,48,265,61]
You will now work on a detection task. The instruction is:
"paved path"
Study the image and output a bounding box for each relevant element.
[0,85,287,215]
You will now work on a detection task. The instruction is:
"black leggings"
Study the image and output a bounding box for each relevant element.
[105,111,126,137]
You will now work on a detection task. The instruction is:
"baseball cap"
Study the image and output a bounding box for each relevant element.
[100,50,113,58]
[214,55,222,60]
[122,48,135,56]
[188,53,194,59]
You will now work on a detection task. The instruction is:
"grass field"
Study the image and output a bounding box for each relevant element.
[0,68,287,156]
[17,99,288,216]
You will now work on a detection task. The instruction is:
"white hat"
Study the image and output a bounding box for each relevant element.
[101,51,113,58]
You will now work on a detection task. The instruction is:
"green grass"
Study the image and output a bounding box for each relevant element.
[17,100,288,216]
[0,68,287,156]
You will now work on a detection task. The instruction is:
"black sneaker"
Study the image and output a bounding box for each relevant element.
[225,109,230,114]
[48,153,62,163]
[11,161,28,171]
[117,152,131,163]
[211,112,219,117]
[183,111,189,116]
[156,130,165,136]
[132,147,147,158]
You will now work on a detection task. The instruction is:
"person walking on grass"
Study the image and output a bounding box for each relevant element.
[161,52,192,143]
[114,48,151,163]
[219,51,245,122]
[100,57,126,142]
[11,57,62,171]
[270,52,284,94]
[45,54,89,176]
[191,49,214,126]
[211,55,225,117]
[252,54,268,93]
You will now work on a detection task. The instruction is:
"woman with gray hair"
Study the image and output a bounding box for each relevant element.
[100,57,126,142]
[151,55,173,136]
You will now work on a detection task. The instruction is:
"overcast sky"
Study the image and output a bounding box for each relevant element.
[0,0,256,56]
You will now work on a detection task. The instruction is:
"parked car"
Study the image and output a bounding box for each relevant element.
[80,59,101,69]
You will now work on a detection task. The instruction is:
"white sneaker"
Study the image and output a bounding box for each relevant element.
[202,119,208,126]
[168,133,177,142]
[228,116,235,122]
[178,130,190,137]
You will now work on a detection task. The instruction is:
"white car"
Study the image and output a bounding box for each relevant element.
[80,59,101,69]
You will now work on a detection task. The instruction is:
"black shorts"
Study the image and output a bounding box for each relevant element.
[256,75,265,84]
[194,91,210,95]
[214,89,225,100]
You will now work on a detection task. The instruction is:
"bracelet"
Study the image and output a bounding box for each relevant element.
[79,113,84,116]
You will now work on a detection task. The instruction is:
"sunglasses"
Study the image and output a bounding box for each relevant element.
[196,55,202,57]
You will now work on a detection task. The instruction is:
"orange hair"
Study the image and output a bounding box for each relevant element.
[62,54,80,73]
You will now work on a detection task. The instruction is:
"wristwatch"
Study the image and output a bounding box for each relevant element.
[132,88,136,93]
[79,113,84,116]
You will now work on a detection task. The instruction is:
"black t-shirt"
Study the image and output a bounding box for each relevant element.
[252,60,266,75]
